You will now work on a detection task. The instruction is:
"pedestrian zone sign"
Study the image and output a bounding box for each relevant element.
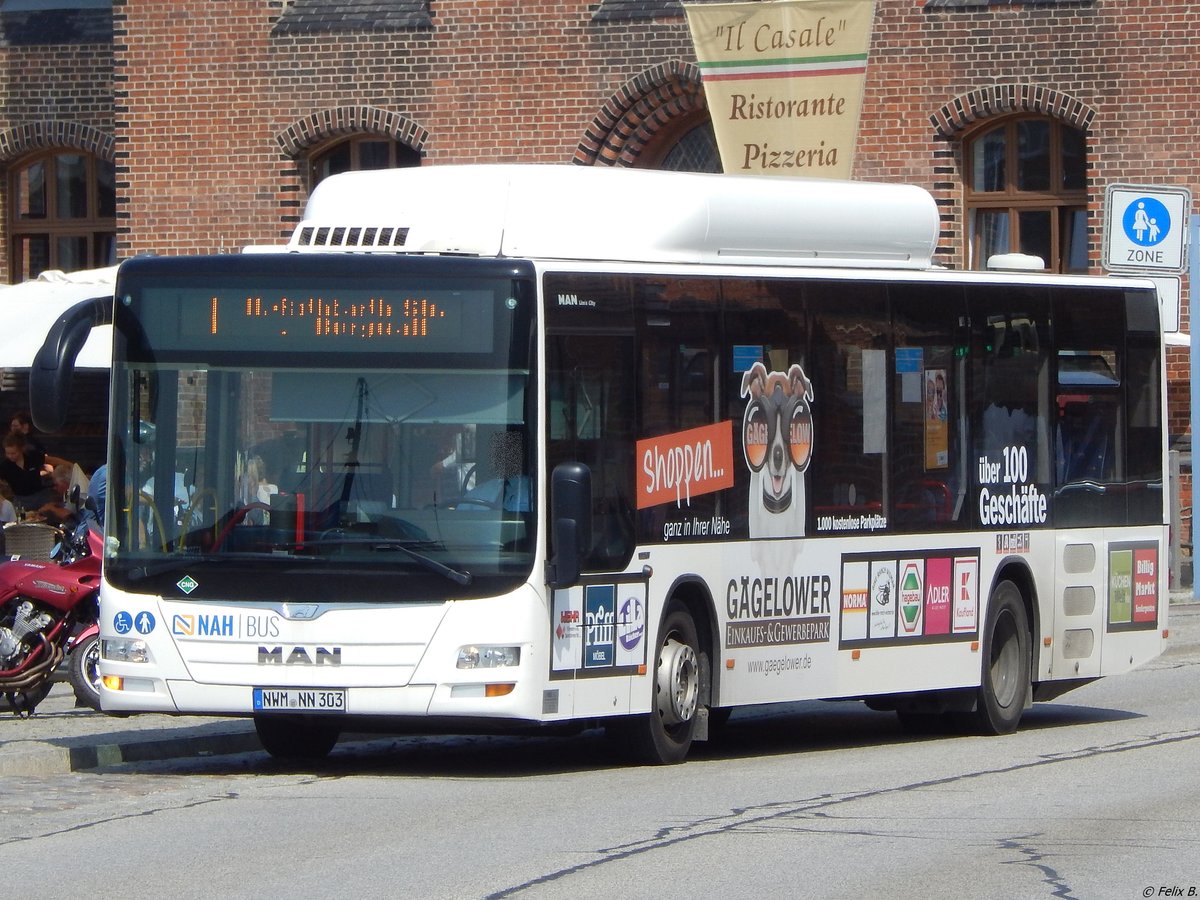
[1103,184,1190,273]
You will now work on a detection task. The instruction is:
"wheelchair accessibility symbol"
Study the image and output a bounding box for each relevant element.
[1122,196,1170,247]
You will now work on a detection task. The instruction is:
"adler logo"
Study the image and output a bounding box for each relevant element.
[257,646,342,666]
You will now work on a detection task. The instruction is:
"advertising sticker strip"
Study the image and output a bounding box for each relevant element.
[839,549,980,649]
[551,574,649,679]
[1107,542,1159,632]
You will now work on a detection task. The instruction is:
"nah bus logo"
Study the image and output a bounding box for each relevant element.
[636,421,735,509]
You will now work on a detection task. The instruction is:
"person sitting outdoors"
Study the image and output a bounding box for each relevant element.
[85,463,107,527]
[37,463,84,528]
[9,410,46,456]
[0,431,68,508]
[0,479,17,524]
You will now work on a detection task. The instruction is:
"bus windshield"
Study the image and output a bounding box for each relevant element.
[105,255,537,603]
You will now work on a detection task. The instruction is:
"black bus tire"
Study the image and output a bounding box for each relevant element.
[608,605,701,765]
[254,714,341,761]
[972,579,1031,735]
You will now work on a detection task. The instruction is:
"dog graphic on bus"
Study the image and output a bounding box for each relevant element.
[740,361,814,538]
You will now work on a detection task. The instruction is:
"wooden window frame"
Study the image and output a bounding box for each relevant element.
[7,149,115,282]
[308,136,421,189]
[964,117,1088,274]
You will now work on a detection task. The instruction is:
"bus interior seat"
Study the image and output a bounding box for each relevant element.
[894,478,952,523]
[1057,400,1109,483]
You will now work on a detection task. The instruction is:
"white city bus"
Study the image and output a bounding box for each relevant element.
[33,166,1168,763]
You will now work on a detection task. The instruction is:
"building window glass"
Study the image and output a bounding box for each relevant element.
[634,112,722,174]
[309,136,420,188]
[965,117,1087,274]
[659,122,721,173]
[8,150,115,282]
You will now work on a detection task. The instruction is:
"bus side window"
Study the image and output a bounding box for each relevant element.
[807,283,889,522]
[1052,287,1127,527]
[890,284,967,530]
[1124,288,1163,525]
[545,331,637,572]
[635,276,721,543]
[968,286,1053,530]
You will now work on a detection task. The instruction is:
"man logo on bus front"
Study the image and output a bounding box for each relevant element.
[740,361,814,538]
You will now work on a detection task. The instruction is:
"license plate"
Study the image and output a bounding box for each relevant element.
[253,687,346,712]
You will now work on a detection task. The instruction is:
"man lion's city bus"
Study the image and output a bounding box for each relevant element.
[33,166,1168,763]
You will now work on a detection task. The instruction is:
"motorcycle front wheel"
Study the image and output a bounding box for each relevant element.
[69,632,103,710]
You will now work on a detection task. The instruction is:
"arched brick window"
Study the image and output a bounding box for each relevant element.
[576,62,718,171]
[309,135,421,188]
[8,149,115,282]
[638,114,721,173]
[964,116,1087,273]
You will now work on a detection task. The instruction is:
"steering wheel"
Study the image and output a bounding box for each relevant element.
[211,502,273,551]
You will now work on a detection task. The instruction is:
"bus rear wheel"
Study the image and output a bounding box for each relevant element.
[972,579,1031,735]
[254,714,341,761]
[610,606,701,765]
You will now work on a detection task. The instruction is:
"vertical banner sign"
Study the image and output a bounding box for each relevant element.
[683,0,876,179]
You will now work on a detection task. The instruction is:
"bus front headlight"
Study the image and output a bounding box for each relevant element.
[456,645,521,669]
[102,638,151,664]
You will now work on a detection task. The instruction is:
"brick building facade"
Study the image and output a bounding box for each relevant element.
[0,0,1195,553]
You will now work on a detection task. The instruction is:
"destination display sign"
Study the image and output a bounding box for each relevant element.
[138,283,499,354]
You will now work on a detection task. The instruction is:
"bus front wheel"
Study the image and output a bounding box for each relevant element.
[972,579,1031,735]
[610,606,701,765]
[254,714,341,761]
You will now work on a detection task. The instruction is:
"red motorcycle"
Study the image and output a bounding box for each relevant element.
[0,521,102,716]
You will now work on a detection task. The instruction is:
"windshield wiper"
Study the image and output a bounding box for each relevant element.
[301,537,474,586]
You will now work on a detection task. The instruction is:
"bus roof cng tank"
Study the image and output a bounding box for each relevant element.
[289,164,939,270]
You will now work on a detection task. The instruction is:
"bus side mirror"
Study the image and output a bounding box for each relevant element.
[30,295,113,433]
[548,462,591,589]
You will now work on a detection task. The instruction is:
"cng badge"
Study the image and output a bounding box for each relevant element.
[176,575,199,594]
